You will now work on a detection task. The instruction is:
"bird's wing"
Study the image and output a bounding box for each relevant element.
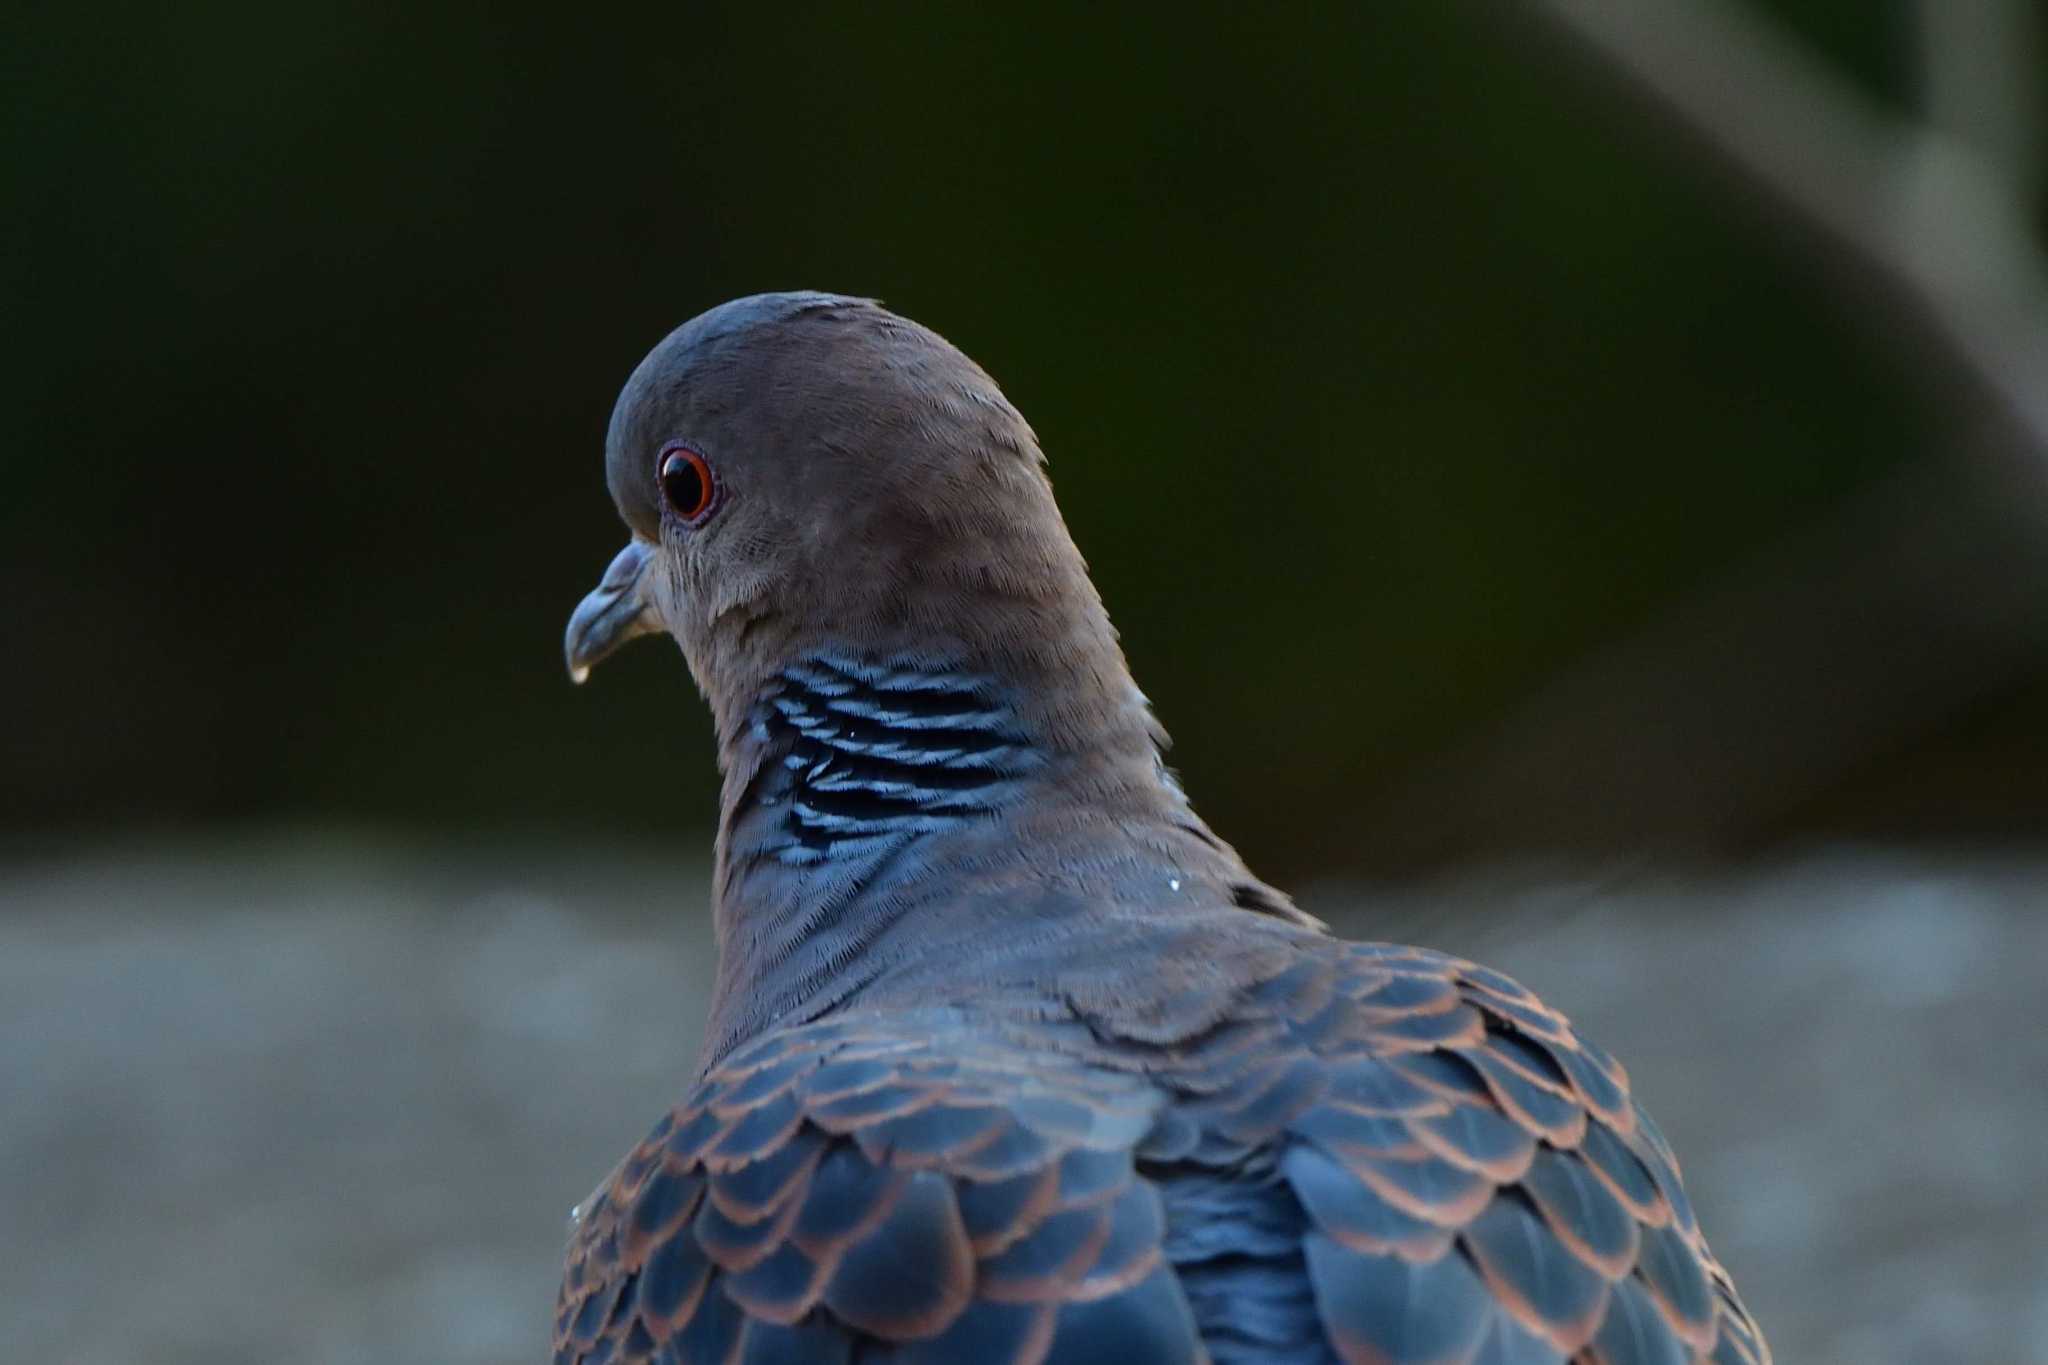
[1147,939,1770,1365]
[556,941,1769,1365]
[554,1008,1204,1364]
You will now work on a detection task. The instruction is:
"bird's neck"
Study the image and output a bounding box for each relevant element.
[695,645,1274,1062]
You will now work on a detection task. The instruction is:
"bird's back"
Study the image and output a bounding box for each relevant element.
[554,923,1768,1364]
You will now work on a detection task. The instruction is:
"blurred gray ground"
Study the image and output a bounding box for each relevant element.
[4,838,2043,1365]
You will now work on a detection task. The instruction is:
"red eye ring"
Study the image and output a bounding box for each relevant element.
[657,446,717,524]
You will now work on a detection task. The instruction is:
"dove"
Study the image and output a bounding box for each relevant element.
[555,292,1769,1364]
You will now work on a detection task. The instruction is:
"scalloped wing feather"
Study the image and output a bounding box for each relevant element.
[555,944,1768,1365]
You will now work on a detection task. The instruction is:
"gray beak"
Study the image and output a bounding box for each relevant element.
[565,541,660,684]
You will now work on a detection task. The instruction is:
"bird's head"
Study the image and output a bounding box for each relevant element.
[564,292,1129,754]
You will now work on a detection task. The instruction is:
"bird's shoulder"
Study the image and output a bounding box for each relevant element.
[555,1005,1199,1363]
[1134,938,1771,1365]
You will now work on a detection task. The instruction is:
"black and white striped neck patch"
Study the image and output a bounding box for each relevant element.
[741,653,1040,864]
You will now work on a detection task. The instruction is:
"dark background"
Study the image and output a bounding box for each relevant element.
[7,6,2048,1363]
[13,1,2045,877]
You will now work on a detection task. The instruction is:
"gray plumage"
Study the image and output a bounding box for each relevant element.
[555,293,1770,1364]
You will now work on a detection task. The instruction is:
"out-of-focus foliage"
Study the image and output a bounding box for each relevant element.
[5,2,2041,875]
[9,13,2043,1362]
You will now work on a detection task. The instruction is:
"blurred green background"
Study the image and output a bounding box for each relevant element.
[11,0,2045,876]
[8,5,2048,1364]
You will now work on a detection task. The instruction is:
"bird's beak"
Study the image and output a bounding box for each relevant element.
[565,540,661,684]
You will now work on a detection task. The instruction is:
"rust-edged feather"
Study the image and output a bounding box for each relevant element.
[556,1012,1202,1364]
[556,943,1766,1365]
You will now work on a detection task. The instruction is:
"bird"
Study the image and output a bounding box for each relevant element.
[554,292,1770,1365]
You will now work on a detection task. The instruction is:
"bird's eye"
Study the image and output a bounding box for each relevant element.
[657,446,716,524]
